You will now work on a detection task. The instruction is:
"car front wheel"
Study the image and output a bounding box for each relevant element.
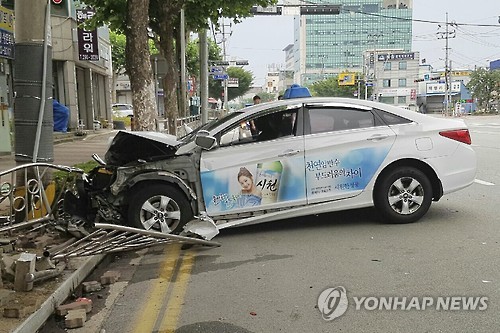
[127,184,193,234]
[374,167,432,224]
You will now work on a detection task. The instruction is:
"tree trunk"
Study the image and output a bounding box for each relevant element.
[157,1,182,135]
[125,0,157,131]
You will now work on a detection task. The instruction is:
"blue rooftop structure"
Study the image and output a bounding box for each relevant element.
[283,84,312,99]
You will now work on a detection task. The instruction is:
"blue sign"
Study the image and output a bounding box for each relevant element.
[210,66,223,73]
[213,74,229,80]
[0,29,14,59]
[365,82,374,87]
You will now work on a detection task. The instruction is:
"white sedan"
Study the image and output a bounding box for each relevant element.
[70,97,476,237]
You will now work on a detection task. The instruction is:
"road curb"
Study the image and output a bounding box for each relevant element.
[12,254,105,333]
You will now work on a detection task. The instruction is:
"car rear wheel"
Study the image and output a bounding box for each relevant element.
[127,184,193,234]
[374,167,432,224]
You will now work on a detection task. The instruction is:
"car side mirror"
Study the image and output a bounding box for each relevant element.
[195,131,216,150]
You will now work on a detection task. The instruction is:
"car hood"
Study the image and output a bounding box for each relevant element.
[105,130,182,166]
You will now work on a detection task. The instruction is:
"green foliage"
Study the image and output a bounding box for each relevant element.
[308,76,359,98]
[186,38,222,77]
[109,31,126,75]
[209,66,253,101]
[53,160,100,192]
[109,31,159,76]
[467,68,500,112]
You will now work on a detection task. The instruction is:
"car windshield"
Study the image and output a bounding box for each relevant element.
[178,111,244,142]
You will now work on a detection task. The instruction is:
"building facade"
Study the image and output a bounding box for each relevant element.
[1,0,112,134]
[366,50,419,109]
[292,0,413,85]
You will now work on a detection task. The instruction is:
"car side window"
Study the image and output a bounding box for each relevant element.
[219,109,298,147]
[308,108,377,134]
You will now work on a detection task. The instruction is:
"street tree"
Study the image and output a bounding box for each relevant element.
[467,68,500,112]
[85,0,275,133]
[209,66,253,101]
[308,76,359,98]
[125,0,156,130]
[186,38,222,79]
[109,31,159,104]
[84,0,156,130]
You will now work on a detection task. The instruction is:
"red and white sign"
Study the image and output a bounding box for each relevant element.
[52,0,63,4]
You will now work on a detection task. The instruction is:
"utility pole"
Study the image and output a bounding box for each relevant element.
[179,9,187,118]
[221,19,230,114]
[14,0,53,165]
[437,13,456,116]
[199,28,209,124]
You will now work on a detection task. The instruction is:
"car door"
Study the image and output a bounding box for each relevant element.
[199,107,307,216]
[304,103,396,204]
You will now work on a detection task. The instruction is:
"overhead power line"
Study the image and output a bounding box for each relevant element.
[341,8,500,27]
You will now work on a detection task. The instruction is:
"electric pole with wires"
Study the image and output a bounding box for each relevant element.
[437,12,456,116]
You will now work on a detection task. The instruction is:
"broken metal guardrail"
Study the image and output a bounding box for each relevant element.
[49,223,220,260]
[1,163,221,259]
[0,162,84,232]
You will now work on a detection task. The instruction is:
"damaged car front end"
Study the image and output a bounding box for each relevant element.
[64,130,219,240]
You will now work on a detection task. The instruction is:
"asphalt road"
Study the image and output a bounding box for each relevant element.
[42,115,500,333]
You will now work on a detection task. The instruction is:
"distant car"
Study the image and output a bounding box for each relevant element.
[67,97,476,236]
[112,103,134,118]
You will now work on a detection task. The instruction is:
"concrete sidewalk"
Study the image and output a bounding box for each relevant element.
[1,129,117,333]
[0,129,116,171]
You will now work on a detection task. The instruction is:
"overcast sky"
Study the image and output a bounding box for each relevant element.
[224,0,500,86]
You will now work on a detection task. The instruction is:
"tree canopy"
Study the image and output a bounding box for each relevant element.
[209,66,253,101]
[467,68,500,112]
[308,76,359,98]
[83,0,276,132]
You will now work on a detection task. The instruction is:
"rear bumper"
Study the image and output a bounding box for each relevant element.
[426,144,477,195]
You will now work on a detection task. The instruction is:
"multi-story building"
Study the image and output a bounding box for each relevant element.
[292,0,413,85]
[365,49,419,109]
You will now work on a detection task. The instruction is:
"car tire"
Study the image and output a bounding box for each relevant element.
[374,167,433,224]
[127,184,193,234]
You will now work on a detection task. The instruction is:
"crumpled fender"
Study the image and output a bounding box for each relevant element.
[124,170,197,202]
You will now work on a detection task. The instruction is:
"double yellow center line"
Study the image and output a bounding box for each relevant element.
[132,244,195,333]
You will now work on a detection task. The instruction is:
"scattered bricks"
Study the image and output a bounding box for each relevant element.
[1,242,14,253]
[1,253,20,281]
[3,304,27,318]
[82,280,102,293]
[100,270,120,285]
[56,298,93,316]
[16,235,36,249]
[0,289,15,307]
[34,234,53,249]
[0,238,11,245]
[14,252,36,292]
[65,308,87,329]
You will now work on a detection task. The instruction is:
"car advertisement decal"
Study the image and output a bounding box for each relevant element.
[306,146,390,197]
[201,157,306,214]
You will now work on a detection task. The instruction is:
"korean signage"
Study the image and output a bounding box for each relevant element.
[77,9,99,61]
[227,78,239,88]
[0,6,14,59]
[426,82,461,94]
[377,52,415,62]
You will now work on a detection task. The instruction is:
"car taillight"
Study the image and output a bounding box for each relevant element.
[439,129,471,145]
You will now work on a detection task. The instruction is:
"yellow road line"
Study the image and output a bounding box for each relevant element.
[132,244,181,333]
[157,249,195,333]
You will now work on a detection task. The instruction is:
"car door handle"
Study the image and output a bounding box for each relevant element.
[278,149,300,157]
[367,134,390,141]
